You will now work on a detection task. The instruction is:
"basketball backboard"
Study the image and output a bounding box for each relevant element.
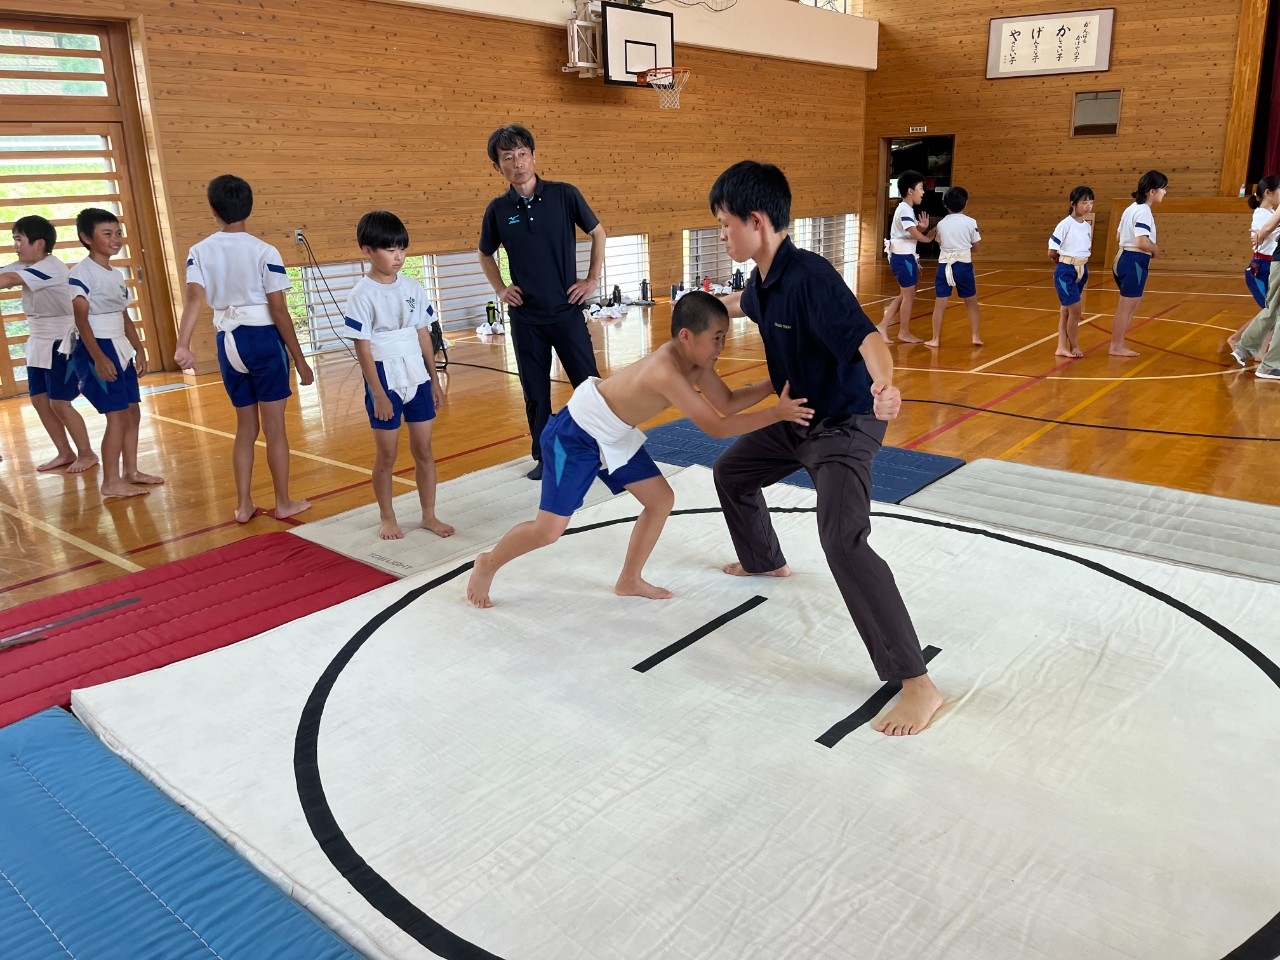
[601,2,674,87]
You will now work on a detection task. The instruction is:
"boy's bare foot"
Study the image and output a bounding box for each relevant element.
[379,519,405,540]
[722,561,791,577]
[234,505,264,524]
[897,332,923,344]
[421,517,456,538]
[36,452,75,471]
[1109,346,1139,357]
[1055,347,1076,358]
[125,470,164,485]
[67,453,99,474]
[923,338,940,348]
[875,324,893,344]
[467,552,496,608]
[101,480,149,498]
[271,498,311,520]
[1071,347,1084,358]
[874,675,944,736]
[615,576,674,600]
[971,338,984,346]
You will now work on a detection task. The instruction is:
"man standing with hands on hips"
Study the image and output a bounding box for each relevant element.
[478,124,605,480]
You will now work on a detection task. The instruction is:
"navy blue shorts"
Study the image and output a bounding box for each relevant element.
[365,361,436,430]
[1053,263,1090,307]
[73,338,140,414]
[889,253,919,288]
[27,342,79,401]
[934,261,976,298]
[538,410,662,517]
[1113,250,1151,298]
[1246,258,1271,308]
[217,325,292,408]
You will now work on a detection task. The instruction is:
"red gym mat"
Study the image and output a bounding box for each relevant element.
[0,533,395,729]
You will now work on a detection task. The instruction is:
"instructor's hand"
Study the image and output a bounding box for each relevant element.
[566,277,596,305]
[498,284,523,307]
[871,382,901,421]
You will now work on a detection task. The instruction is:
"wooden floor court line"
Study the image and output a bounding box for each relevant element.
[967,315,1102,373]
[0,500,142,574]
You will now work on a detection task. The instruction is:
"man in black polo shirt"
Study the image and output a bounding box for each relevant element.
[478,124,605,480]
[709,160,943,737]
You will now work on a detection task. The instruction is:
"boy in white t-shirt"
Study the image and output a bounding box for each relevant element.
[0,215,95,472]
[69,208,164,498]
[174,175,314,523]
[925,188,983,348]
[876,169,935,344]
[341,211,454,541]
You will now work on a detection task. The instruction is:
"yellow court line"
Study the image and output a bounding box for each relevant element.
[0,500,143,573]
[996,322,1211,459]
[146,413,417,487]
[968,315,1101,373]
[900,367,1238,382]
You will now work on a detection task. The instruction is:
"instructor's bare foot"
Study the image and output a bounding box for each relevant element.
[234,505,264,524]
[36,452,75,471]
[125,470,164,485]
[379,518,405,540]
[1109,346,1139,357]
[271,498,311,520]
[67,453,99,474]
[615,576,673,600]
[467,552,496,608]
[874,675,944,736]
[421,516,455,538]
[897,332,923,344]
[101,480,149,499]
[722,561,791,578]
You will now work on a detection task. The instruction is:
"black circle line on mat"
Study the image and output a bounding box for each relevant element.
[293,507,1280,960]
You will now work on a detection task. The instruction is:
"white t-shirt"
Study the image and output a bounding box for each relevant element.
[2,255,74,336]
[935,213,980,253]
[1252,207,1279,256]
[1049,217,1093,259]
[1116,201,1156,247]
[185,231,292,309]
[69,257,129,315]
[889,200,918,246]
[340,274,434,340]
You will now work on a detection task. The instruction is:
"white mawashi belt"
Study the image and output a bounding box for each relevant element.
[370,326,428,403]
[566,376,646,473]
[937,249,972,289]
[214,303,274,374]
[884,238,918,257]
[72,313,134,369]
[26,314,75,369]
[1059,255,1089,282]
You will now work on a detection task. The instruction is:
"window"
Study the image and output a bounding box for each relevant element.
[577,234,650,302]
[683,227,755,289]
[1072,90,1120,136]
[0,24,111,99]
[792,213,860,287]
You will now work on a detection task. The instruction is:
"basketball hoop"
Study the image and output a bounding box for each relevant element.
[638,67,691,109]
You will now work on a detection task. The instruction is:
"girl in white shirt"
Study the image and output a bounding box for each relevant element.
[1109,170,1167,357]
[1048,186,1095,358]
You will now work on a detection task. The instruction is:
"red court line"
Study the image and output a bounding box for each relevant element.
[0,558,103,598]
[901,311,1166,450]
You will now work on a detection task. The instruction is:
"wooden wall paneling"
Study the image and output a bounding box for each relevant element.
[859,0,1244,265]
[1100,196,1250,272]
[1221,0,1270,195]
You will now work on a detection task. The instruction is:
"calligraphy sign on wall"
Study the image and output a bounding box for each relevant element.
[986,9,1115,78]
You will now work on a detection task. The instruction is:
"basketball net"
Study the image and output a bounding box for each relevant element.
[638,67,691,110]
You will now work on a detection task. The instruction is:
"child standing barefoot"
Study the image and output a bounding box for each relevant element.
[1109,170,1168,357]
[1048,186,1095,359]
[925,187,983,348]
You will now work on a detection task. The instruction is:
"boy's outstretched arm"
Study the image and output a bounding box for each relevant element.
[859,333,902,421]
[658,365,811,439]
[266,289,314,386]
[173,282,205,369]
[695,368,776,416]
[717,291,743,317]
[0,271,23,289]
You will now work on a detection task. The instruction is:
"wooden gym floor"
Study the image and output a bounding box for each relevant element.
[1,262,1275,609]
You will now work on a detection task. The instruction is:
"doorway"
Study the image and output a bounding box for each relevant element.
[881,136,955,262]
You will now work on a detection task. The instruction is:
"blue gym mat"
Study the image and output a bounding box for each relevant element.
[644,418,964,504]
[0,708,360,960]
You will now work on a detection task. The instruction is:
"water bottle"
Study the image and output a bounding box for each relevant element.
[640,279,650,301]
[486,301,498,324]
[611,284,622,306]
[702,276,711,292]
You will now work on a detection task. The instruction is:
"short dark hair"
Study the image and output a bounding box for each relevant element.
[486,124,536,164]
[76,208,119,249]
[671,290,728,338]
[207,174,254,223]
[897,170,926,196]
[357,210,409,250]
[943,187,968,214]
[708,160,790,231]
[13,215,56,253]
[1133,170,1168,204]
[1068,185,1095,210]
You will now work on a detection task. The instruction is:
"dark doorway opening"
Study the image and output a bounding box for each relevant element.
[883,135,955,261]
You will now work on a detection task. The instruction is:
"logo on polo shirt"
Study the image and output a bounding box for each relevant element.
[508,214,521,225]
[406,295,417,312]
